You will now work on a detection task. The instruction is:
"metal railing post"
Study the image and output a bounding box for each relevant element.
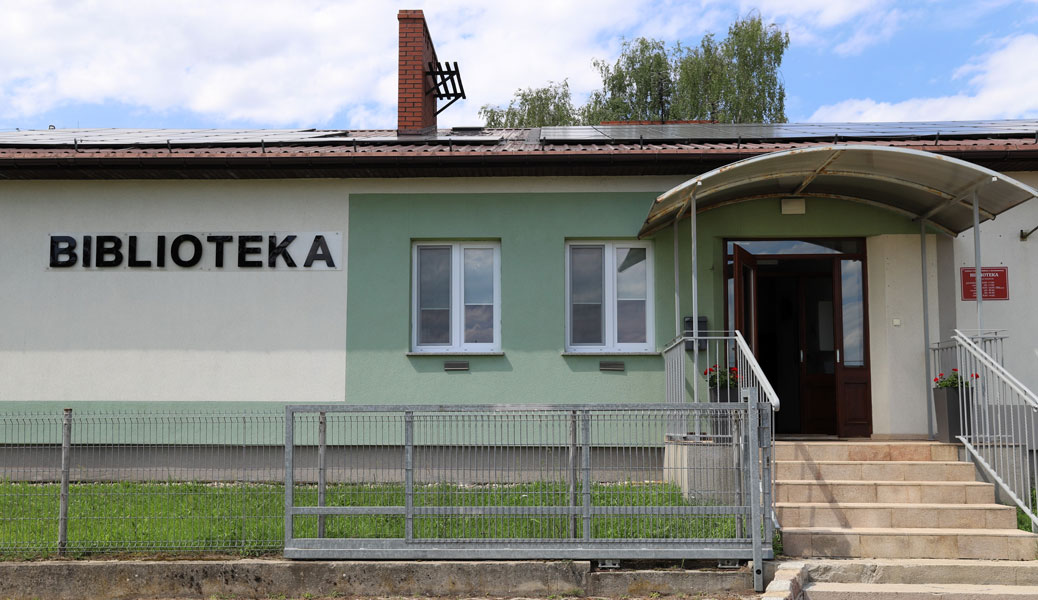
[568,410,578,539]
[57,408,72,556]
[746,390,764,593]
[581,410,591,541]
[404,411,414,542]
[317,411,327,539]
[284,406,294,547]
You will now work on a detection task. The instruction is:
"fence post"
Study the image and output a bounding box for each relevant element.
[404,411,414,542]
[284,406,294,548]
[568,411,578,539]
[318,411,327,539]
[580,410,591,542]
[745,390,764,593]
[58,408,72,556]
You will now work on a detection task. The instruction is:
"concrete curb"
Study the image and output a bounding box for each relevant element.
[0,560,765,600]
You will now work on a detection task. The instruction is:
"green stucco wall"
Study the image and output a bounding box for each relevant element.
[344,192,921,407]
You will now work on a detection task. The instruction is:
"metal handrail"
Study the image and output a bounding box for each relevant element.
[953,330,1038,410]
[733,330,781,412]
[945,329,1038,530]
[662,331,781,412]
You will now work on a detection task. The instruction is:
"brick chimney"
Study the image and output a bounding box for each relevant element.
[397,10,438,136]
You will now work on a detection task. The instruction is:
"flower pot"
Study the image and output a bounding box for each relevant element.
[933,387,969,444]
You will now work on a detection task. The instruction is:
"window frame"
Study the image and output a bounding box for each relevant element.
[411,241,501,353]
[565,240,655,353]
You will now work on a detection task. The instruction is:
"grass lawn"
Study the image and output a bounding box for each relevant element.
[0,481,744,558]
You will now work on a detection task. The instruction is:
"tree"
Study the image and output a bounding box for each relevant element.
[479,13,789,127]
[478,80,579,128]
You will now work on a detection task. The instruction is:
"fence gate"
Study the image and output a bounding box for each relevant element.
[283,403,772,585]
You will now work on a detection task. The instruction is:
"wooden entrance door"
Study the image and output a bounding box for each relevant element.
[834,258,872,437]
[732,244,759,353]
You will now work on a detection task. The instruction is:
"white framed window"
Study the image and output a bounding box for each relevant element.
[412,241,501,353]
[566,241,654,353]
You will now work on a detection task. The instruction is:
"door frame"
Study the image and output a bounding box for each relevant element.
[723,238,872,437]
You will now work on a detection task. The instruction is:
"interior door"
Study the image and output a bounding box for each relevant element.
[835,258,872,437]
[732,244,759,354]
[799,272,838,434]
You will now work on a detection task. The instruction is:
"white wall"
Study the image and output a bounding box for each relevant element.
[0,180,350,402]
[952,171,1038,393]
[867,234,940,437]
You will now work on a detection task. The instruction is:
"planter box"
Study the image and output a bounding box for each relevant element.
[933,387,969,444]
[709,387,738,441]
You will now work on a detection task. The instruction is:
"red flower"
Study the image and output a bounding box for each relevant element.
[952,368,958,372]
[934,377,939,383]
[703,369,709,375]
[939,373,944,377]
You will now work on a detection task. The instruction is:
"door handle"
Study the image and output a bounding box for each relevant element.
[836,349,841,364]
[799,350,804,363]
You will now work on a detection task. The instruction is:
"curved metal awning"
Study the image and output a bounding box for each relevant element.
[639,144,1038,238]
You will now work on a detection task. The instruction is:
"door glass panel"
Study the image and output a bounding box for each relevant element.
[740,263,755,346]
[616,247,647,343]
[418,246,451,345]
[841,259,865,367]
[570,246,604,344]
[804,277,834,375]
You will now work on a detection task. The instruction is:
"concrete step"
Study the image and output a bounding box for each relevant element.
[775,480,995,504]
[776,502,1017,529]
[801,558,1038,586]
[782,526,1038,560]
[775,441,960,463]
[804,581,1038,599]
[775,460,978,482]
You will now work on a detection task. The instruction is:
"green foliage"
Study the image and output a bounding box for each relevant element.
[481,13,789,127]
[479,80,580,128]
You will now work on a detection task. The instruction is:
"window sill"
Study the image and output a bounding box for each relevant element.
[561,351,661,356]
[406,352,505,357]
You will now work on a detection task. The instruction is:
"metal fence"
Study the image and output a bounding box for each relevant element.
[0,410,285,555]
[284,403,774,591]
[931,329,1038,530]
[1,402,776,590]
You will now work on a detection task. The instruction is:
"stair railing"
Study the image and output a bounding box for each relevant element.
[942,329,1038,530]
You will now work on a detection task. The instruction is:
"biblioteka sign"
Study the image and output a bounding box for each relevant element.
[960,267,1009,301]
[48,232,342,271]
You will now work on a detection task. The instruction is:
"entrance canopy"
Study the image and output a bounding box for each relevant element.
[639,144,1038,238]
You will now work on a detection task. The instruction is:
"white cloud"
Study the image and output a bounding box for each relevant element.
[0,0,681,129]
[809,33,1038,121]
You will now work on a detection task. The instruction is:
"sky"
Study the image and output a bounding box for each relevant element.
[2,0,1038,132]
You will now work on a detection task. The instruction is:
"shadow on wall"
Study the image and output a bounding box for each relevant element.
[407,354,514,374]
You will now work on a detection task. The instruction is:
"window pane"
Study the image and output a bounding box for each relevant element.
[464,248,494,305]
[418,246,451,345]
[572,304,603,344]
[464,305,494,343]
[616,248,646,299]
[841,259,865,367]
[570,246,603,303]
[570,246,603,344]
[617,300,646,343]
[419,309,450,344]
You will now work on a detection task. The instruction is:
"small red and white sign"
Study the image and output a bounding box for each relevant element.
[961,267,1009,301]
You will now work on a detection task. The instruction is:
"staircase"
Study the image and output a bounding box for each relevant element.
[775,440,1038,560]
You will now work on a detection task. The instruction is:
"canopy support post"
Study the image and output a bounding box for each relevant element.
[673,203,687,338]
[920,220,934,440]
[973,189,984,331]
[690,184,701,404]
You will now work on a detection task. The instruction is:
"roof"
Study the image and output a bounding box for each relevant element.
[639,145,1038,237]
[2,120,1038,179]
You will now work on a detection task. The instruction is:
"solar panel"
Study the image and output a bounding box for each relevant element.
[540,120,1038,143]
[0,128,502,147]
